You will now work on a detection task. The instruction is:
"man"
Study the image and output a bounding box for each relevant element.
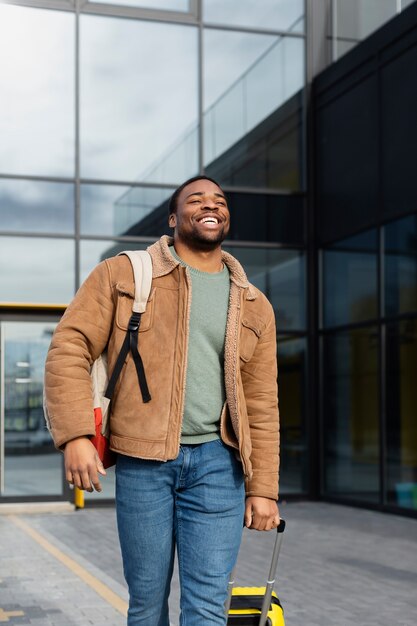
[44,175,280,626]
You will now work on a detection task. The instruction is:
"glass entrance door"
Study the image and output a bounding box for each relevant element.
[0,321,63,498]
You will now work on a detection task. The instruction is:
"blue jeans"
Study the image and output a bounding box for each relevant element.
[116,440,245,626]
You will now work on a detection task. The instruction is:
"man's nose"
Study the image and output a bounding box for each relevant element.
[202,198,218,210]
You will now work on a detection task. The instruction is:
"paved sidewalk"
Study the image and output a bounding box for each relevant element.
[0,501,416,625]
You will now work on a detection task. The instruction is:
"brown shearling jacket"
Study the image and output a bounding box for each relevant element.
[44,236,280,499]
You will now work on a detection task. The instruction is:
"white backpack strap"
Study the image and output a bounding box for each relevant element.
[119,250,153,313]
[105,249,153,404]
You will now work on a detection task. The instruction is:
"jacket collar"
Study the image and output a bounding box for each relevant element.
[147,236,257,300]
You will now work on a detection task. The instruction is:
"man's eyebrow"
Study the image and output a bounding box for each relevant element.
[185,191,226,199]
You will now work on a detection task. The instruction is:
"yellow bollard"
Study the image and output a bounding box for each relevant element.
[74,487,85,509]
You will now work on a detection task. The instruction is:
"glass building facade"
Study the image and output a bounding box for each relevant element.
[0,0,416,516]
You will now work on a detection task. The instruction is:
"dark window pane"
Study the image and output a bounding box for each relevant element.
[386,320,417,510]
[203,0,304,33]
[224,246,306,331]
[0,237,74,304]
[381,44,417,218]
[204,30,304,190]
[385,215,417,317]
[323,230,378,327]
[81,185,173,237]
[226,192,304,245]
[316,75,378,243]
[80,17,198,183]
[3,321,62,497]
[278,336,308,494]
[323,328,380,502]
[0,179,74,235]
[0,5,74,176]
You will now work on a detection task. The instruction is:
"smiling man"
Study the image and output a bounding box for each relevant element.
[44,175,280,626]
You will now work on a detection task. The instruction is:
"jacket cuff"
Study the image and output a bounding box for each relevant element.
[245,472,279,501]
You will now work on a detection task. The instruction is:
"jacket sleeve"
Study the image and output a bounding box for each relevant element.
[44,260,115,449]
[241,302,280,500]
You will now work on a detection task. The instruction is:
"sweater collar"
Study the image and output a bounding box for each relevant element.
[147,235,257,299]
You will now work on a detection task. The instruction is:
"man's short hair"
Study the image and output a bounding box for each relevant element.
[168,175,225,216]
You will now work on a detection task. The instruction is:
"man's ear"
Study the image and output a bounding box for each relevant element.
[168,214,176,228]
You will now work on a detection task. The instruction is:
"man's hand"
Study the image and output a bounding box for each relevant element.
[64,437,106,493]
[245,496,280,531]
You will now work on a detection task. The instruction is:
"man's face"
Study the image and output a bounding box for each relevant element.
[169,179,230,250]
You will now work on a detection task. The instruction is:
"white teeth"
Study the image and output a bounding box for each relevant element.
[201,217,218,224]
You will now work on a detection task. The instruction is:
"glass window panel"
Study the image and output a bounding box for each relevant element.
[386,320,417,510]
[323,230,378,327]
[81,185,173,237]
[80,17,198,184]
[322,327,380,502]
[335,39,357,60]
[223,247,306,331]
[385,215,417,317]
[204,30,304,189]
[2,321,63,496]
[0,237,74,304]
[203,0,304,33]
[90,0,189,8]
[0,179,74,235]
[278,336,308,494]
[0,5,74,177]
[335,0,396,41]
[80,240,151,283]
[226,192,304,245]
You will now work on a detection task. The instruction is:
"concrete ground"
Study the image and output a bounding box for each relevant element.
[0,501,416,625]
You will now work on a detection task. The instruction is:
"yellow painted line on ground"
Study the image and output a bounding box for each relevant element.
[9,515,128,617]
[0,608,25,622]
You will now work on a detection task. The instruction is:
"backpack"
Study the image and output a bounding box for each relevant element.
[44,250,153,468]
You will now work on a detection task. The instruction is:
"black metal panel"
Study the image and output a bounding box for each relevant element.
[380,43,417,219]
[313,1,417,245]
[315,75,379,243]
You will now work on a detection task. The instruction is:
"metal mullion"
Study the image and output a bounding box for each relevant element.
[377,225,385,506]
[79,177,306,196]
[80,234,158,243]
[0,173,74,184]
[0,231,75,239]
[80,3,198,24]
[222,239,305,251]
[334,35,362,44]
[379,317,387,506]
[79,178,177,189]
[331,0,338,62]
[77,235,305,250]
[189,0,199,20]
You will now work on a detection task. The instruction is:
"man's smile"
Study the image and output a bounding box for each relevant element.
[195,214,223,227]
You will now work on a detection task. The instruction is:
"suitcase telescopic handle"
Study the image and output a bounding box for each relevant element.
[258,519,286,626]
[225,518,286,624]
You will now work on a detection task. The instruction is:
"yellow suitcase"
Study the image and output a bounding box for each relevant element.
[226,520,286,626]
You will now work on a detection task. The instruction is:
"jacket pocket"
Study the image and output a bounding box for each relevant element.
[115,287,155,332]
[239,317,261,363]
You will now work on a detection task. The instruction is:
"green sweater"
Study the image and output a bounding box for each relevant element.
[169,247,230,444]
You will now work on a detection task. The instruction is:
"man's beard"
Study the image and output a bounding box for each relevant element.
[184,224,228,250]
